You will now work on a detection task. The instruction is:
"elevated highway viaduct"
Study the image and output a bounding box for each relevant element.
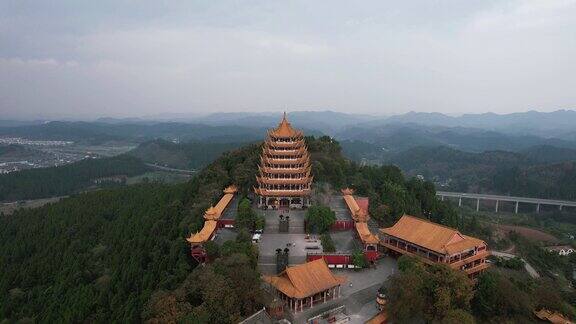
[437,191,576,214]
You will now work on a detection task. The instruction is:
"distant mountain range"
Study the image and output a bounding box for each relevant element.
[361,109,576,137]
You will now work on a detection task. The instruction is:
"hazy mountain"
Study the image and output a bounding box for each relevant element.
[128,139,245,170]
[361,109,576,137]
[191,110,373,135]
[520,145,576,164]
[337,123,576,154]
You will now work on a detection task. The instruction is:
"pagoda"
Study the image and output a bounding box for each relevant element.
[255,113,313,209]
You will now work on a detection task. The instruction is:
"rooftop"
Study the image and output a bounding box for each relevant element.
[380,215,486,255]
[263,258,346,299]
[356,222,380,244]
[269,113,303,138]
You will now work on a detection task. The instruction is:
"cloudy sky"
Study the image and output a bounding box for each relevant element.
[1,0,575,119]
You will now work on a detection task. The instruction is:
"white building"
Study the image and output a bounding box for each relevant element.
[547,245,574,256]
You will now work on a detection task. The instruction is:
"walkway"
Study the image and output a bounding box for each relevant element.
[492,251,540,279]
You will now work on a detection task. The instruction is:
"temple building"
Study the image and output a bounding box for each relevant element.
[342,188,380,260]
[379,215,490,278]
[187,185,238,263]
[255,113,313,209]
[264,259,346,313]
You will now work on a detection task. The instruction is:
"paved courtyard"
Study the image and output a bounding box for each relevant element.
[331,230,361,253]
[291,257,398,323]
[328,195,353,220]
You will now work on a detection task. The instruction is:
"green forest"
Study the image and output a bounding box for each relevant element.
[0,155,149,201]
[0,137,484,322]
[128,139,244,170]
[388,145,576,201]
[388,255,574,323]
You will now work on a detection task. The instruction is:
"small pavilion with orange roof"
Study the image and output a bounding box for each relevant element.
[264,258,346,313]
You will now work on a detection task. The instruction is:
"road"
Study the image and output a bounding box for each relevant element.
[437,191,576,213]
[437,191,576,208]
[492,251,540,279]
[145,163,197,174]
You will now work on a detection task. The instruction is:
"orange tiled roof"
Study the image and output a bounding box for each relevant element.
[356,222,380,244]
[534,309,573,324]
[263,259,346,298]
[269,113,302,138]
[380,215,486,255]
[341,188,354,195]
[366,311,388,324]
[223,185,238,194]
[188,185,238,243]
[203,186,238,220]
[186,220,217,244]
[341,189,370,222]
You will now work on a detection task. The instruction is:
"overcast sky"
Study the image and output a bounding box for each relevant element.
[1,0,575,119]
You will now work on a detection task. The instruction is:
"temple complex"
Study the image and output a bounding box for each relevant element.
[379,215,490,278]
[187,185,238,263]
[255,113,313,209]
[264,258,346,313]
[342,188,380,258]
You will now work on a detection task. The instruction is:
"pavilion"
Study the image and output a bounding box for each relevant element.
[263,258,346,313]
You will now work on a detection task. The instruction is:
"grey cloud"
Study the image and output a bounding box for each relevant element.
[0,0,575,119]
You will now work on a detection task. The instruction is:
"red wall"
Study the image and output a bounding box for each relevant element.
[307,253,352,265]
[331,220,355,230]
[218,219,235,228]
[364,250,380,262]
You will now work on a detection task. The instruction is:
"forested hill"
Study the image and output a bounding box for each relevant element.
[390,145,576,200]
[0,155,149,201]
[0,137,457,323]
[128,139,245,170]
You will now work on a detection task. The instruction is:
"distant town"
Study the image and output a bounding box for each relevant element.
[0,137,133,174]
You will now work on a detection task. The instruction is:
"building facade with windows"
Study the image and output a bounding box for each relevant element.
[379,215,490,278]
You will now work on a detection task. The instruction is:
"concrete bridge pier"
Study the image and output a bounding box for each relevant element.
[515,201,519,214]
[560,205,564,211]
[536,203,540,213]
[476,198,480,212]
[458,197,462,207]
[495,200,499,213]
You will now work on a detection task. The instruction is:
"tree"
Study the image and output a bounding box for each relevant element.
[203,241,220,260]
[305,205,336,233]
[442,309,475,324]
[388,258,474,323]
[320,234,336,252]
[352,250,368,269]
[236,198,258,231]
[471,271,530,320]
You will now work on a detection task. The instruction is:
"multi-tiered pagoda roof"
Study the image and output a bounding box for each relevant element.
[255,113,313,208]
